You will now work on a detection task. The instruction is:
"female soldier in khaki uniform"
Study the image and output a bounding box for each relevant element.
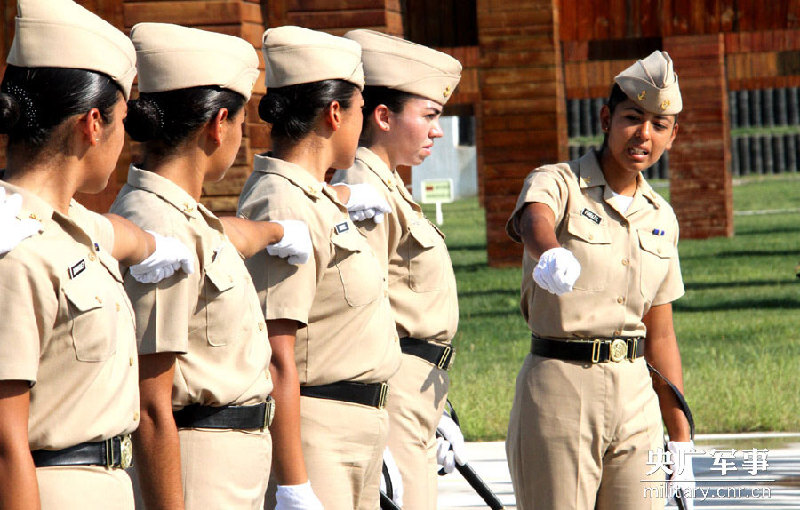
[0,1,194,508]
[237,26,401,510]
[505,51,694,510]
[109,24,312,510]
[331,29,464,509]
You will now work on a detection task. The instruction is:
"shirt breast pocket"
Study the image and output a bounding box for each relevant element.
[637,229,674,301]
[63,282,117,362]
[203,252,244,347]
[331,230,382,307]
[406,220,447,293]
[562,212,612,291]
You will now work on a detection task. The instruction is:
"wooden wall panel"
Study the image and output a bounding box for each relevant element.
[478,0,567,267]
[665,33,733,238]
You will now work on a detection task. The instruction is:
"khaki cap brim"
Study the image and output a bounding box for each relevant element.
[345,29,461,104]
[131,23,259,100]
[262,26,364,90]
[7,0,136,99]
[614,50,682,115]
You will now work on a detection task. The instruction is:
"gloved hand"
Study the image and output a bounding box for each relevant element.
[436,412,467,474]
[667,441,695,509]
[0,187,42,255]
[129,231,195,284]
[275,481,324,510]
[533,247,581,295]
[340,183,391,224]
[267,220,312,265]
[380,447,404,508]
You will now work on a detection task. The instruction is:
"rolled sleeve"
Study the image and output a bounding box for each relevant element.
[125,269,195,355]
[652,219,685,306]
[244,207,322,326]
[506,167,569,243]
[0,256,54,384]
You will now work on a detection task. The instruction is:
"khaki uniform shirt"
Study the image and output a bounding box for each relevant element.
[110,167,272,408]
[331,147,458,345]
[237,154,400,386]
[0,180,138,450]
[506,149,684,339]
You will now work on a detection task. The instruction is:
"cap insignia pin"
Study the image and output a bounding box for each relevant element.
[638,90,647,101]
[660,99,670,111]
[443,85,451,98]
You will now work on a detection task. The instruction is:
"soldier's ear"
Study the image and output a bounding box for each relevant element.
[372,104,391,132]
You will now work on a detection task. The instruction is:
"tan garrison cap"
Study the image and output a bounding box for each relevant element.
[614,50,682,115]
[7,0,136,99]
[131,23,259,100]
[262,26,364,90]
[345,29,462,104]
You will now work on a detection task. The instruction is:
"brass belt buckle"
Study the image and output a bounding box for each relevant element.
[438,346,453,370]
[120,435,133,469]
[610,339,628,363]
[263,397,276,429]
[378,382,389,409]
[105,438,114,468]
[591,339,602,363]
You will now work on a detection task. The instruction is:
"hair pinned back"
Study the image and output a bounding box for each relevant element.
[0,65,121,149]
[125,86,246,157]
[259,79,358,142]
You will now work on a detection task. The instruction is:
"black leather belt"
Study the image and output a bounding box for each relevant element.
[300,381,389,409]
[32,434,133,469]
[173,398,275,430]
[531,335,645,363]
[400,337,455,370]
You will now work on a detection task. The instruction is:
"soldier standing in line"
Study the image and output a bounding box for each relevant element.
[0,1,194,508]
[331,29,466,510]
[238,26,401,510]
[110,23,314,510]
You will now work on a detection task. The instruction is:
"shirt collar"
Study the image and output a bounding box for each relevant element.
[355,147,400,191]
[579,149,661,210]
[0,178,56,223]
[253,153,328,200]
[125,165,203,218]
[577,149,607,189]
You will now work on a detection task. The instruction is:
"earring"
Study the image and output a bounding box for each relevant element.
[94,137,100,142]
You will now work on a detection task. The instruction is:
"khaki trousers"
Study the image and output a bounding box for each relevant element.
[506,354,665,510]
[385,353,449,509]
[37,466,134,510]
[180,428,272,510]
[293,395,388,510]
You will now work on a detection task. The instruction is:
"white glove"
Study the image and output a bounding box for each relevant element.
[267,220,312,265]
[436,413,467,474]
[340,184,391,224]
[533,247,581,295]
[667,441,695,509]
[0,188,42,255]
[129,231,195,284]
[380,447,404,508]
[275,481,324,510]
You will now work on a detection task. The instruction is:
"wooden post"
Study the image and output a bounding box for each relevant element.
[664,34,733,238]
[478,0,568,267]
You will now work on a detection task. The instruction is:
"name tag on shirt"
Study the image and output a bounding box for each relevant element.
[581,208,602,225]
[335,221,349,234]
[68,259,86,280]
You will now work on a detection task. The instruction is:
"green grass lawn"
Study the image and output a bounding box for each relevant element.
[425,174,800,440]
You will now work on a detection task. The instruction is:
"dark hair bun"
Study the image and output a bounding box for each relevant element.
[125,97,163,142]
[259,92,290,124]
[0,92,21,134]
